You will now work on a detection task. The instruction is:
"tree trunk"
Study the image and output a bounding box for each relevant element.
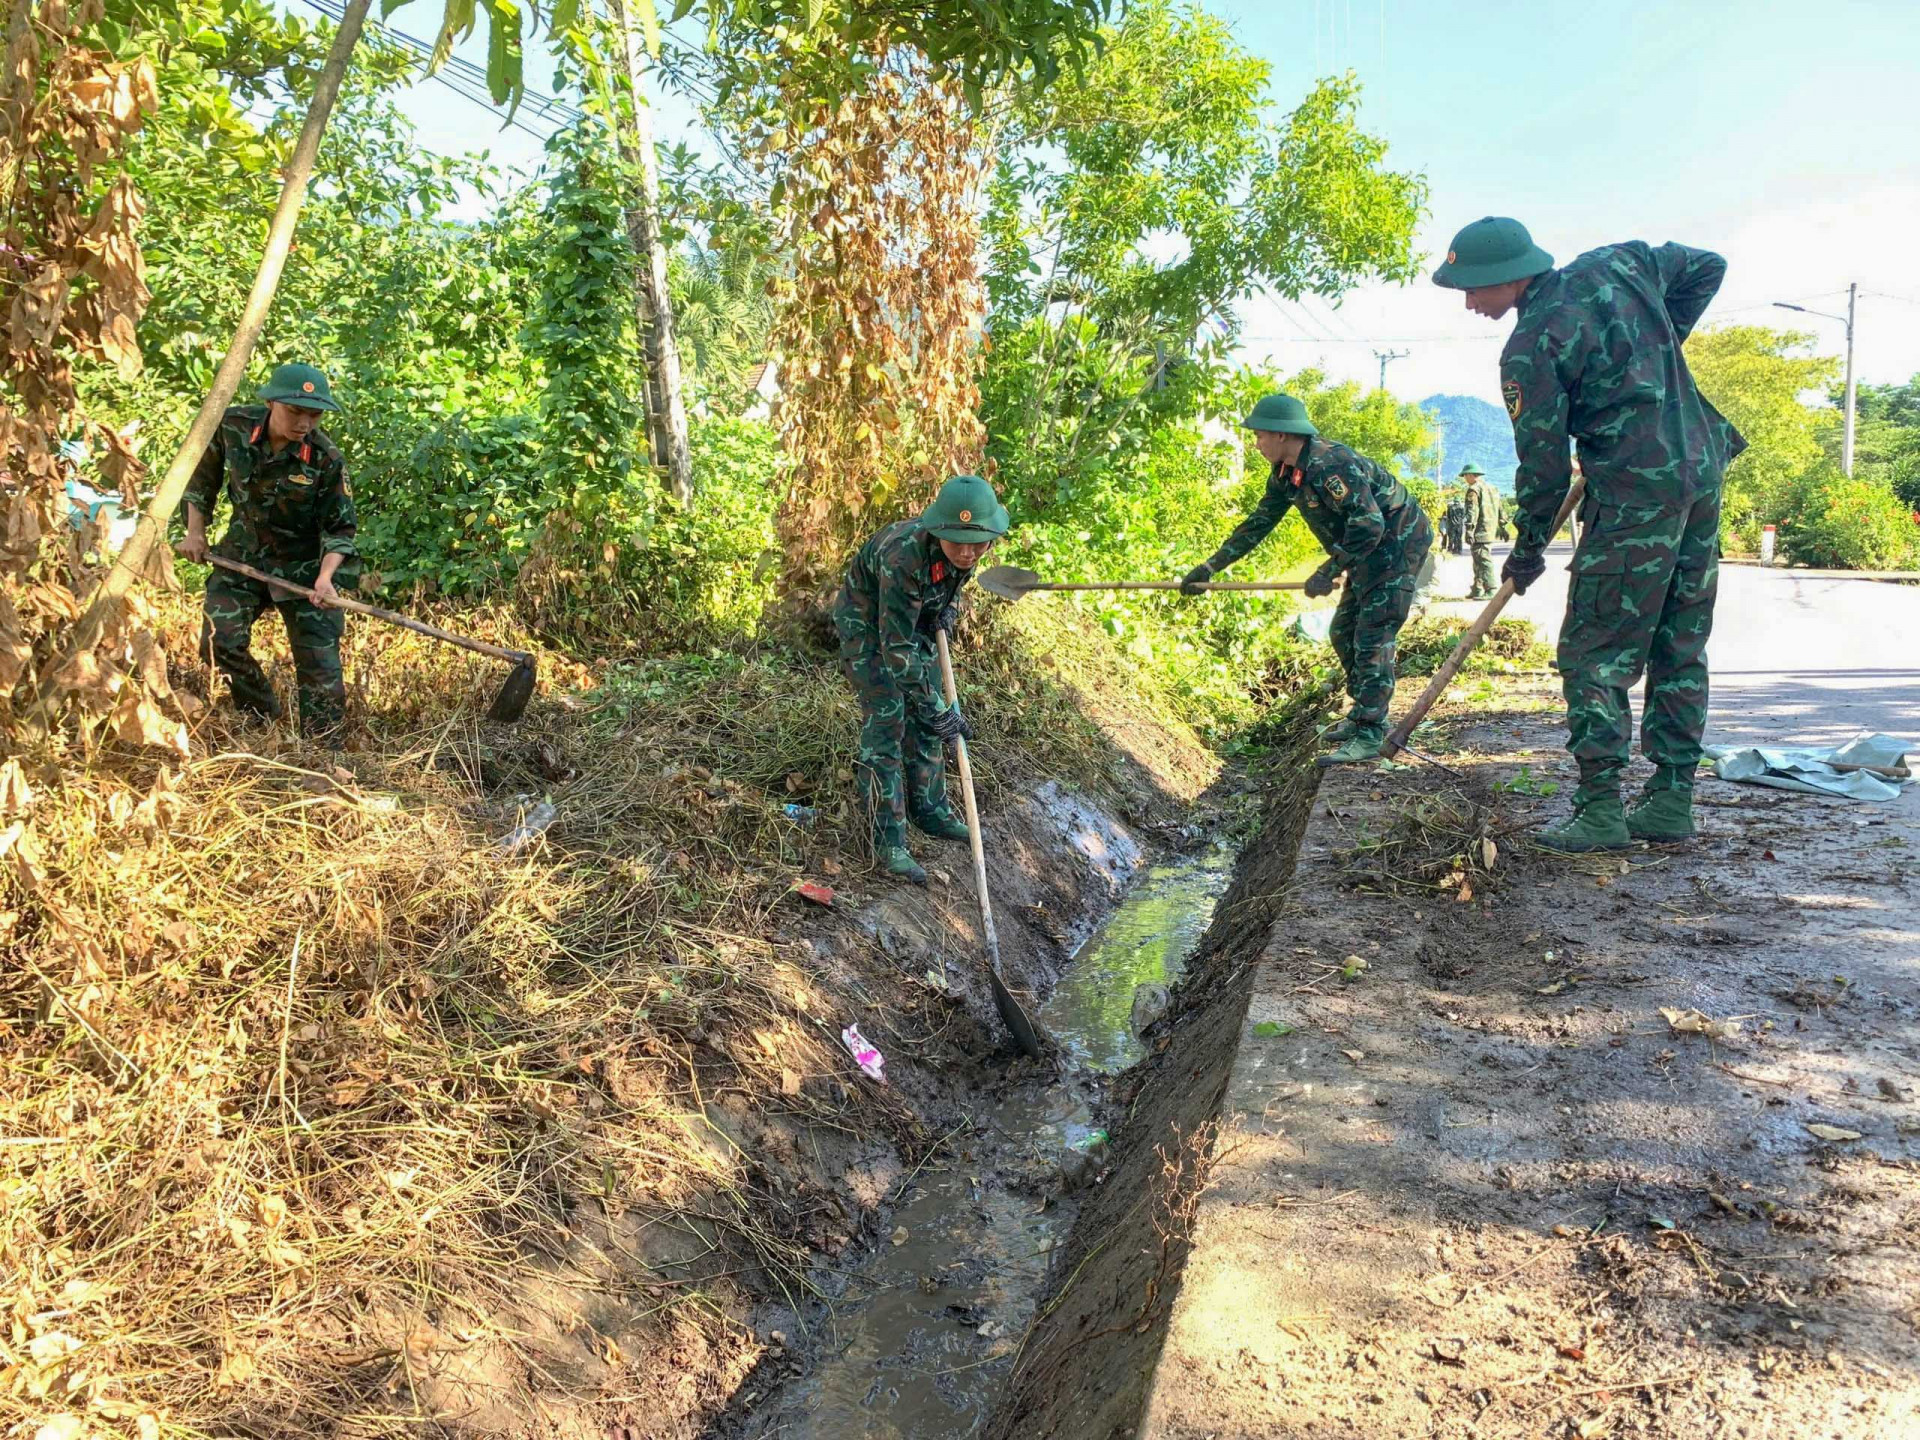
[609,0,693,505]
[640,319,672,468]
[64,0,372,660]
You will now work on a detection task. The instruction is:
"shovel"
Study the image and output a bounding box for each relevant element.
[978,565,1323,601]
[1381,477,1586,763]
[206,555,537,722]
[934,629,1047,1060]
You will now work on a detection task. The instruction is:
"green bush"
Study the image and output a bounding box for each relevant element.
[354,413,545,595]
[1780,463,1920,571]
[621,417,781,645]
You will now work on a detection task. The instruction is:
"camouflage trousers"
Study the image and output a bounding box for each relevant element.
[201,567,346,736]
[1469,540,1497,594]
[842,648,954,851]
[1558,490,1720,802]
[1330,568,1420,728]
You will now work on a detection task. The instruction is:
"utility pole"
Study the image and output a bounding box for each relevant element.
[1374,347,1409,392]
[1842,282,1857,477]
[1773,285,1857,477]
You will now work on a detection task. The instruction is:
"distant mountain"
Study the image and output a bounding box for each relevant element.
[1419,394,1518,494]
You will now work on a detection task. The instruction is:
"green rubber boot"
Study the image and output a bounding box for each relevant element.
[1317,723,1386,767]
[910,807,972,842]
[1321,717,1360,744]
[879,844,928,885]
[1627,769,1696,842]
[1536,794,1632,853]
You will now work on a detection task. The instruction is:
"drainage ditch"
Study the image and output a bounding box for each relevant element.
[731,705,1328,1440]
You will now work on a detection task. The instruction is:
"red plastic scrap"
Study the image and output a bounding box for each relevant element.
[793,880,836,907]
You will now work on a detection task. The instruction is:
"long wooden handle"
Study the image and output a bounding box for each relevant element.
[1383,478,1587,758]
[1831,760,1912,780]
[1031,580,1314,592]
[207,556,530,666]
[935,631,1002,971]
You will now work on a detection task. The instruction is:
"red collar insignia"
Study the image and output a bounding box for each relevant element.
[930,560,947,583]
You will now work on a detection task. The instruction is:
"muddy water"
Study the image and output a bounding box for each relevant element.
[758,847,1234,1439]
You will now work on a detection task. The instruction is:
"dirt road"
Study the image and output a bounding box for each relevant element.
[1132,569,1920,1438]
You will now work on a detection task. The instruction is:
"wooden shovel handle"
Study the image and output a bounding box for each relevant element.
[206,555,530,666]
[1383,478,1586,759]
[935,631,1001,969]
[1030,579,1315,592]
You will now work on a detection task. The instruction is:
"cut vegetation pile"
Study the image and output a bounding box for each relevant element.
[0,590,1216,1437]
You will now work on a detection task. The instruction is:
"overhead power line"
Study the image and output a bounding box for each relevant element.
[295,0,583,143]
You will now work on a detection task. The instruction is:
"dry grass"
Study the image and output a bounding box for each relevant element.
[0,585,1218,1436]
[1335,786,1507,901]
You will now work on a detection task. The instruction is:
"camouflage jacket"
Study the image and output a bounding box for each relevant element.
[832,517,971,718]
[1463,481,1504,543]
[1501,242,1746,554]
[1443,497,1467,529]
[181,405,357,580]
[1207,437,1430,587]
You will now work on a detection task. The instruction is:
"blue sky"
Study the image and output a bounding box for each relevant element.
[359,0,1920,407]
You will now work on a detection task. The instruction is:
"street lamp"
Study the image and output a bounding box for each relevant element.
[1774,283,1856,477]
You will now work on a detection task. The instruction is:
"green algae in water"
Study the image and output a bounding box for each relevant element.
[1041,847,1235,1073]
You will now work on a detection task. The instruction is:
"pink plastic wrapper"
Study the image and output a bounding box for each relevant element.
[840,1023,885,1083]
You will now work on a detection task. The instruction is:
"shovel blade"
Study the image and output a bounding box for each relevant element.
[988,964,1047,1060]
[486,658,537,723]
[976,565,1042,602]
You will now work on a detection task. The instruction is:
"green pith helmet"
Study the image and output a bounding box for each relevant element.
[1459,463,1484,478]
[923,474,1009,543]
[259,362,340,412]
[1431,217,1554,290]
[1241,393,1317,436]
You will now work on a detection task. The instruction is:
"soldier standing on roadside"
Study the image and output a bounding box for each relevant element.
[1442,488,1467,555]
[1433,217,1745,851]
[1459,463,1503,598]
[833,474,1010,885]
[1182,394,1433,766]
[177,363,358,743]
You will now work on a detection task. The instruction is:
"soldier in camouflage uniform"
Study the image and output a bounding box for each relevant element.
[178,363,359,741]
[832,475,1010,884]
[1183,393,1434,765]
[1442,490,1467,555]
[1460,463,1505,598]
[1435,217,1746,851]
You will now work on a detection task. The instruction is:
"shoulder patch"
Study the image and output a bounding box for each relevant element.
[1324,474,1348,502]
[1503,381,1523,421]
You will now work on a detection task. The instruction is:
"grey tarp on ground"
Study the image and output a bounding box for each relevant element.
[1702,732,1914,802]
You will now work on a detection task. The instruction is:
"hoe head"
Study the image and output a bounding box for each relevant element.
[487,655,537,723]
[976,565,1042,601]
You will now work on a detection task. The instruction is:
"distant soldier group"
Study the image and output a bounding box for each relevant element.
[186,211,1741,868]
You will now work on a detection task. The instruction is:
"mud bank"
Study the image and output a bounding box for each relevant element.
[981,701,1331,1440]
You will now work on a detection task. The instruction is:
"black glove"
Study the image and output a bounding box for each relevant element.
[1303,563,1339,599]
[1179,562,1214,597]
[926,705,973,743]
[1501,549,1547,596]
[930,604,957,636]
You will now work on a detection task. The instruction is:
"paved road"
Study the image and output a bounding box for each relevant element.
[1424,541,1920,812]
